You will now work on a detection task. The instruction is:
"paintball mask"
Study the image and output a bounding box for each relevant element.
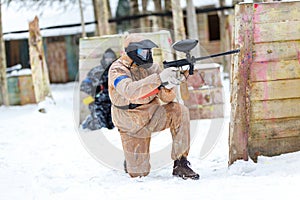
[101,48,117,67]
[125,39,158,69]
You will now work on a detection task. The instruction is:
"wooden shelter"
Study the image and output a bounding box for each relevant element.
[229,1,300,164]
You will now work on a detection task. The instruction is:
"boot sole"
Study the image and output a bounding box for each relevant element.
[173,173,200,180]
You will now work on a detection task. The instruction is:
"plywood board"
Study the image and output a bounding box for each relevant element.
[250,79,300,101]
[18,75,36,105]
[253,41,300,62]
[250,60,300,82]
[184,87,224,106]
[248,135,300,162]
[188,104,224,120]
[186,64,222,89]
[46,38,68,83]
[254,21,300,43]
[250,117,300,140]
[253,2,300,24]
[251,98,300,120]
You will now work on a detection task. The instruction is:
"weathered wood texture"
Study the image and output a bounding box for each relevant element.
[0,1,9,106]
[79,31,174,124]
[46,37,68,83]
[28,16,52,103]
[18,75,36,105]
[230,2,300,164]
[183,64,224,120]
[229,3,253,164]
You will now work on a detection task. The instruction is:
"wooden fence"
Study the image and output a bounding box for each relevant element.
[229,1,300,164]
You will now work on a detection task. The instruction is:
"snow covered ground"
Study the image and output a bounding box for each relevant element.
[0,78,299,200]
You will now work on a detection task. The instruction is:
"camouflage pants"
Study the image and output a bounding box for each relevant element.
[82,101,114,130]
[119,102,190,178]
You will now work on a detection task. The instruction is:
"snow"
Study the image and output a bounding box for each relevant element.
[0,76,299,200]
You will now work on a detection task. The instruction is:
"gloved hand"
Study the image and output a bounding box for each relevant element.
[159,67,185,89]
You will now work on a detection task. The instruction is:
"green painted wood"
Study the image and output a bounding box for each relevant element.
[65,35,79,81]
[7,76,20,105]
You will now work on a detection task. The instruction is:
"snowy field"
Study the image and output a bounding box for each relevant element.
[0,78,299,200]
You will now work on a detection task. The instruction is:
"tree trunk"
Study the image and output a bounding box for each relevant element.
[78,0,86,37]
[186,0,200,57]
[93,0,110,36]
[130,0,140,30]
[28,16,53,104]
[0,1,9,106]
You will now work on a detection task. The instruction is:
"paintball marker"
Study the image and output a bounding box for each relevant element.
[163,39,240,75]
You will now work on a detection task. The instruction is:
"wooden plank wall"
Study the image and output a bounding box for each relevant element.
[249,2,300,161]
[79,31,174,124]
[46,37,69,83]
[230,2,300,164]
[184,64,224,120]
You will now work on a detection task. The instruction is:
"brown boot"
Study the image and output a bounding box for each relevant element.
[172,157,200,180]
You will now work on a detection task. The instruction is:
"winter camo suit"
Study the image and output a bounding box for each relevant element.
[108,35,191,178]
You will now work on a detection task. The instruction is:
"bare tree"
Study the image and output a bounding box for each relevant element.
[0,0,9,106]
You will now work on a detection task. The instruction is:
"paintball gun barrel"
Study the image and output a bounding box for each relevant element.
[163,39,240,75]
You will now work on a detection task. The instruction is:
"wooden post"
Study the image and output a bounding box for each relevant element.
[28,16,53,104]
[171,0,186,43]
[93,0,110,36]
[164,0,173,31]
[153,0,163,28]
[130,0,141,29]
[229,4,253,165]
[0,1,9,106]
[186,0,200,57]
[78,0,86,38]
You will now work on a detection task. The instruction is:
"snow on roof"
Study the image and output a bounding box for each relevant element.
[1,0,230,40]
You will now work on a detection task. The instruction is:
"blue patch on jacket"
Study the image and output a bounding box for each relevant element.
[114,75,129,88]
